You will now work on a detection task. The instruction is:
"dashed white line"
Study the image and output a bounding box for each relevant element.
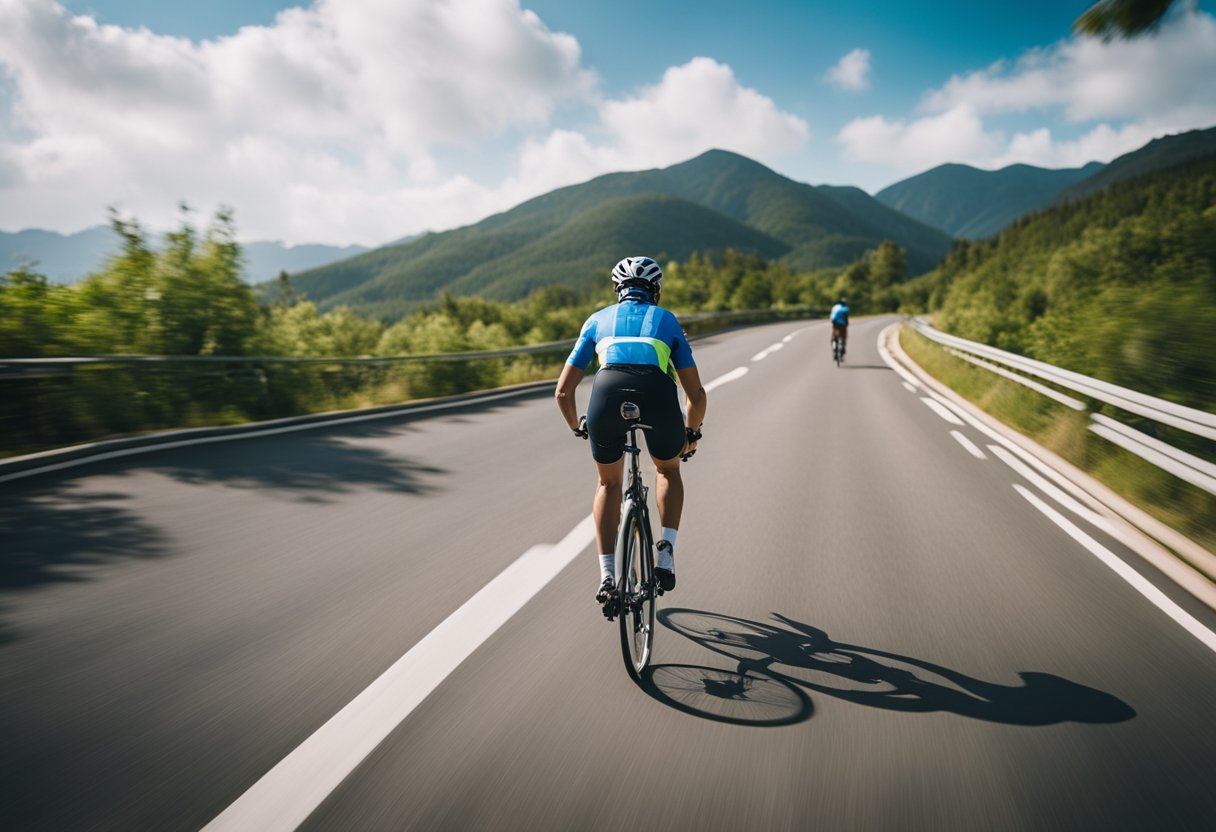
[1014,485,1216,655]
[704,366,749,392]
[902,381,918,394]
[920,397,965,425]
[751,343,784,362]
[949,431,987,459]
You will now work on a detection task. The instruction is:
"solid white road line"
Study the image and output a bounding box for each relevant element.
[704,366,749,392]
[205,516,597,832]
[920,397,965,426]
[989,445,1113,534]
[1014,485,1216,655]
[876,325,922,389]
[949,431,987,459]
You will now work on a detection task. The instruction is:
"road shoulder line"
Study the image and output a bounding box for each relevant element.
[880,323,1216,612]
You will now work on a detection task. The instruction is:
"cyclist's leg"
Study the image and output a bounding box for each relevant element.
[593,458,625,558]
[653,454,683,529]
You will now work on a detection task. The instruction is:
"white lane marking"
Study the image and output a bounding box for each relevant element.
[876,324,922,388]
[920,397,965,426]
[205,515,597,832]
[902,381,918,394]
[989,445,1113,533]
[751,343,784,362]
[704,366,749,392]
[1014,485,1216,655]
[0,385,549,485]
[949,431,987,459]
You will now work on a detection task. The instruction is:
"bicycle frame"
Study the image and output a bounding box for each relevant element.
[617,403,657,679]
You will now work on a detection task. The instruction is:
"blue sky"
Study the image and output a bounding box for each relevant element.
[2,0,1214,244]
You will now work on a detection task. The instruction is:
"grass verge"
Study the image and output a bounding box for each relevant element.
[900,326,1216,557]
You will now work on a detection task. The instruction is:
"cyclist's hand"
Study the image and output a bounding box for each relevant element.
[681,426,702,461]
[573,415,588,440]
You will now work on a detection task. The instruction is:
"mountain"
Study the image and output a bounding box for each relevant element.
[0,226,368,284]
[1052,125,1216,204]
[923,149,1216,412]
[288,150,956,319]
[875,161,1104,239]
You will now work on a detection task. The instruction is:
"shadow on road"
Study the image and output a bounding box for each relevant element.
[0,484,168,643]
[658,608,1136,726]
[639,663,813,727]
[137,423,447,503]
[838,364,892,371]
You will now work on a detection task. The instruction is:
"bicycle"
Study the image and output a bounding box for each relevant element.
[610,400,660,680]
[578,405,698,681]
[831,330,846,366]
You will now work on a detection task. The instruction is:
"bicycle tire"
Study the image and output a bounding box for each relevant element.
[617,499,656,679]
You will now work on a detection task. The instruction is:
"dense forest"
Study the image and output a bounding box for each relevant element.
[902,153,1216,410]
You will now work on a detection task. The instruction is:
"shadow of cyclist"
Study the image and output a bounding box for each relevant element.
[660,608,1135,726]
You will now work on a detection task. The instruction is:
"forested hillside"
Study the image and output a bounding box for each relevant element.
[1052,125,1216,204]
[875,162,1102,238]
[907,151,1216,410]
[285,149,954,320]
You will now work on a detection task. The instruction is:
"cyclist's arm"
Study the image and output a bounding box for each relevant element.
[677,365,707,431]
[555,363,584,432]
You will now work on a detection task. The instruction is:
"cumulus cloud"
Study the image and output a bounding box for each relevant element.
[838,106,1000,168]
[513,58,809,194]
[825,48,871,92]
[838,7,1216,176]
[0,0,594,243]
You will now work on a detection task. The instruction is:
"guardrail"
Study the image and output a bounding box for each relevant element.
[911,319,1216,496]
[1,306,821,457]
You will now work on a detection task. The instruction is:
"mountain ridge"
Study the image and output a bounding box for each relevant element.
[0,226,369,284]
[287,149,956,319]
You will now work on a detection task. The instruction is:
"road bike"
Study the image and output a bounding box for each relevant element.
[611,400,659,681]
[831,332,845,366]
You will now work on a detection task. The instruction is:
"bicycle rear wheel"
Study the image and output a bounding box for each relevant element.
[617,500,655,680]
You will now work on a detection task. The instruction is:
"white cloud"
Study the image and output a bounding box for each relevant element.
[0,0,594,244]
[0,3,810,246]
[837,106,1000,168]
[925,11,1216,125]
[838,7,1216,178]
[514,57,810,192]
[825,48,871,92]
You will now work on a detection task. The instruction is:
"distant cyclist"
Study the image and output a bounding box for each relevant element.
[555,256,707,612]
[829,297,850,358]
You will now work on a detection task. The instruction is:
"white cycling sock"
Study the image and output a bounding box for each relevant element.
[658,528,677,571]
[599,554,614,583]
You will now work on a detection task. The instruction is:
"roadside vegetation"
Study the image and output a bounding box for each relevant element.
[900,327,1216,556]
[0,208,912,455]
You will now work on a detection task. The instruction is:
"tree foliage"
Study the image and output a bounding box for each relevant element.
[1075,0,1177,40]
[913,153,1216,410]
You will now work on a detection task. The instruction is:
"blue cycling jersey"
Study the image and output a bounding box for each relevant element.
[830,303,850,326]
[567,297,695,383]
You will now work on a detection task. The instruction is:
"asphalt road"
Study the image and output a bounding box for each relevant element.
[3,316,1216,831]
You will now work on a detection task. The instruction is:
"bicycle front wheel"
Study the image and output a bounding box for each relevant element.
[617,499,655,680]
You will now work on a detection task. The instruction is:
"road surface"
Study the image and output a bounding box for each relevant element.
[3,316,1215,831]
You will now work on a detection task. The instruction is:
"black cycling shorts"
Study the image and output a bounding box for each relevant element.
[586,365,686,464]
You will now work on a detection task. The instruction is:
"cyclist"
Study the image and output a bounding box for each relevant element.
[829,297,850,358]
[555,256,707,613]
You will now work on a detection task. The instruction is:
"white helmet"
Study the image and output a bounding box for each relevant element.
[611,256,663,295]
